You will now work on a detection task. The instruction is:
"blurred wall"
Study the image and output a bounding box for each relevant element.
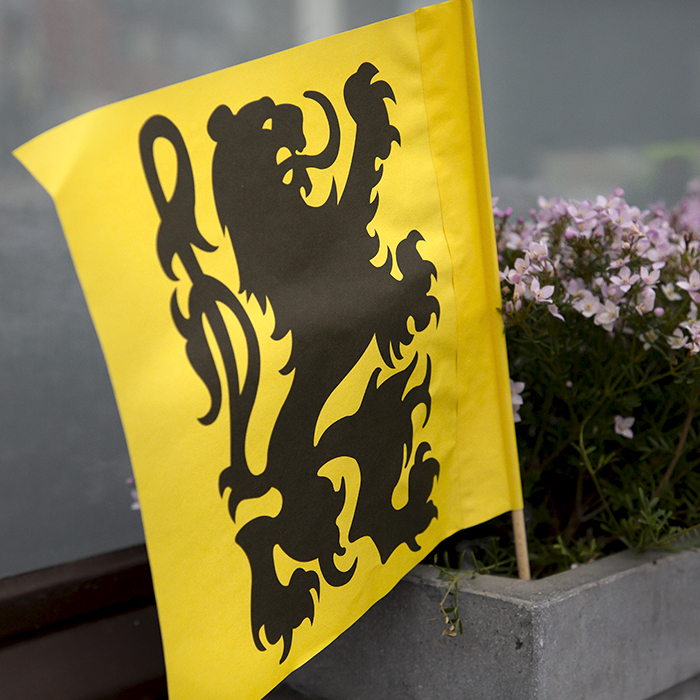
[1,0,699,578]
[477,0,700,212]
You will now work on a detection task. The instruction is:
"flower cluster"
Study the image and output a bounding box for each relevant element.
[492,181,700,576]
[497,181,700,357]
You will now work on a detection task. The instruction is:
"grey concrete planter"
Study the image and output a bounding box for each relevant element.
[287,547,700,700]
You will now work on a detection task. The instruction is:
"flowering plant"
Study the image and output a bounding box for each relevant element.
[478,181,700,577]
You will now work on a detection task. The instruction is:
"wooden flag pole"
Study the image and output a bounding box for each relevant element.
[512,509,531,580]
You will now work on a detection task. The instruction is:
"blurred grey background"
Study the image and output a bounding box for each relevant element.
[1,0,699,579]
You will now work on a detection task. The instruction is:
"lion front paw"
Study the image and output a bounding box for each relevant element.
[344,62,400,160]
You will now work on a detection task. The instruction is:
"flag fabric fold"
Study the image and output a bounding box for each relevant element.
[14,1,522,698]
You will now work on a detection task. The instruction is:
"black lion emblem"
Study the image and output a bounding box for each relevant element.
[139,63,440,662]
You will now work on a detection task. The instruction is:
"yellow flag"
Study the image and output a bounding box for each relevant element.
[15,1,521,698]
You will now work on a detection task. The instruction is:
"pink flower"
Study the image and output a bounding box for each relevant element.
[606,202,636,229]
[636,286,656,315]
[609,266,639,293]
[535,196,568,227]
[506,257,529,284]
[513,281,528,301]
[667,328,688,350]
[661,283,682,301]
[681,322,700,354]
[678,198,700,232]
[573,290,601,318]
[594,300,620,331]
[608,256,631,270]
[563,278,586,302]
[677,271,700,303]
[548,304,565,321]
[530,278,555,303]
[614,415,635,439]
[126,477,140,511]
[510,379,525,423]
[639,329,659,350]
[639,266,660,286]
[565,200,597,239]
[492,197,507,218]
[527,241,549,262]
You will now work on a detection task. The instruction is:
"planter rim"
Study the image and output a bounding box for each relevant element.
[406,545,698,607]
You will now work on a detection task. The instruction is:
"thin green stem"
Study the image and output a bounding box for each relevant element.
[526,385,555,473]
[578,420,619,529]
[653,382,700,498]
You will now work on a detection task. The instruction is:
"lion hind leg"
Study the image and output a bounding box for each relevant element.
[236,518,321,663]
[327,355,439,562]
[361,441,439,564]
